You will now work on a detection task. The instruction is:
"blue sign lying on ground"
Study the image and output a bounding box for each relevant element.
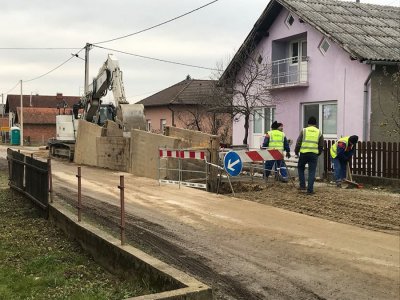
[224,151,242,177]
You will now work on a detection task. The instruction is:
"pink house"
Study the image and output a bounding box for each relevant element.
[222,0,400,148]
[138,77,232,144]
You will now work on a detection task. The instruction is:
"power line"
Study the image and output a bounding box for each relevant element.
[93,44,220,71]
[0,47,82,50]
[23,48,85,83]
[93,0,220,45]
[2,81,20,94]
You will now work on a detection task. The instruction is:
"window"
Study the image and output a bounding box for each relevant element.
[302,102,337,138]
[319,37,330,55]
[253,109,263,134]
[146,119,151,132]
[160,119,167,133]
[253,107,275,134]
[290,40,307,64]
[285,14,295,27]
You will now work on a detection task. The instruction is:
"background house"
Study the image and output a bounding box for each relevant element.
[6,93,79,145]
[222,0,400,148]
[138,76,232,144]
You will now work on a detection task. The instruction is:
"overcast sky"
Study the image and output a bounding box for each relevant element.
[0,0,398,104]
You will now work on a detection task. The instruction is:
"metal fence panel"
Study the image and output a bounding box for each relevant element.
[7,148,49,211]
[7,148,24,190]
[25,156,49,208]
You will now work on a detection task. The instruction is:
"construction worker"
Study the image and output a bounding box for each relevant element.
[294,116,324,194]
[330,135,358,187]
[262,121,291,182]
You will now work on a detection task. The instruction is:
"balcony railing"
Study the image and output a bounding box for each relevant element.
[270,56,309,88]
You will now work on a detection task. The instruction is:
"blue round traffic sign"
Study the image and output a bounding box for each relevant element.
[224,151,242,177]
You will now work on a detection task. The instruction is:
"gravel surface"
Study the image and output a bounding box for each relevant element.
[2,146,399,300]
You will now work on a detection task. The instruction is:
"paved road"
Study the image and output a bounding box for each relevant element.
[28,153,400,299]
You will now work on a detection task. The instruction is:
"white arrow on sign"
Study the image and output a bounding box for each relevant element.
[227,159,240,171]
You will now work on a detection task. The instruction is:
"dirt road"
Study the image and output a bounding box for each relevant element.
[2,146,399,299]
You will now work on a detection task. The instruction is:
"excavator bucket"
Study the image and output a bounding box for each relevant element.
[117,103,146,132]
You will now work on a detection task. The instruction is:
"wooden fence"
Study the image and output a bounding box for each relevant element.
[323,141,400,179]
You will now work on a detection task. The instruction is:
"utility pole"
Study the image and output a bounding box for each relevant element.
[20,80,24,146]
[84,43,92,95]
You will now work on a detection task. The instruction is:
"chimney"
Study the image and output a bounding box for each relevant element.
[56,93,63,100]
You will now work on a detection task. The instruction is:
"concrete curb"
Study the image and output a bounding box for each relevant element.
[49,201,212,300]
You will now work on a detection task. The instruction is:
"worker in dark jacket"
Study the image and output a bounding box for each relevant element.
[294,116,324,194]
[330,135,358,187]
[262,121,291,182]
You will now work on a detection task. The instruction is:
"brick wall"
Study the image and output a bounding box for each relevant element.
[23,124,56,145]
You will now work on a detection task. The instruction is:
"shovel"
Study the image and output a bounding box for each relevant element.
[344,162,363,188]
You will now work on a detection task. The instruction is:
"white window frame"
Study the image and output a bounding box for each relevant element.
[252,107,276,134]
[146,119,151,132]
[289,39,307,65]
[302,101,337,139]
[318,37,331,55]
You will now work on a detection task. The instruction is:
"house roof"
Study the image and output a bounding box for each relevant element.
[16,107,73,124]
[222,0,400,80]
[137,78,217,107]
[6,93,80,113]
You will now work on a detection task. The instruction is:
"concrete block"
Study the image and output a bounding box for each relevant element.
[165,127,217,148]
[130,130,187,179]
[74,120,102,166]
[104,120,123,137]
[97,137,130,172]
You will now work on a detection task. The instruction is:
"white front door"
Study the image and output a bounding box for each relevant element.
[251,107,276,149]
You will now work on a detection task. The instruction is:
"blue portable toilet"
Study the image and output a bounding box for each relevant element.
[10,127,20,145]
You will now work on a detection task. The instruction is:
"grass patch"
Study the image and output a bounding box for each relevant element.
[0,170,153,299]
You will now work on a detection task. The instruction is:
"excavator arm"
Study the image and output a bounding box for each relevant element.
[80,54,145,130]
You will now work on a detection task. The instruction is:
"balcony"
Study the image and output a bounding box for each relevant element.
[270,56,309,89]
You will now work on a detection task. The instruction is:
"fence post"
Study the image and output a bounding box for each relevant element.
[118,176,125,245]
[209,136,220,192]
[76,167,81,222]
[47,158,53,203]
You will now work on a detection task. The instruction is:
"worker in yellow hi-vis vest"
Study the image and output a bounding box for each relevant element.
[330,135,358,187]
[294,116,324,194]
[262,121,291,182]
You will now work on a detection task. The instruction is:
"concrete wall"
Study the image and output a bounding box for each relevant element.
[97,137,130,172]
[370,65,399,142]
[49,202,212,300]
[165,126,217,148]
[130,130,185,179]
[74,120,103,166]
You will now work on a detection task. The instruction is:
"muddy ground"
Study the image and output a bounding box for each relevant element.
[2,147,399,300]
[220,180,400,235]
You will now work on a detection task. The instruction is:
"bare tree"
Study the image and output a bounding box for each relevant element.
[173,80,232,144]
[214,46,274,145]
